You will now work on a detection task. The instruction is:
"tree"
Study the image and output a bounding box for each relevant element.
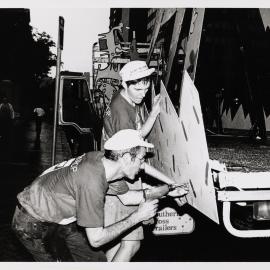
[0,11,57,117]
[31,30,56,84]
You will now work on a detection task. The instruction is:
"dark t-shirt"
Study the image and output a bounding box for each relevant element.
[102,89,145,222]
[18,152,128,227]
[103,90,144,139]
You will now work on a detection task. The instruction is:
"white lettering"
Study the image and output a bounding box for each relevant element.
[40,158,75,176]
[70,154,85,173]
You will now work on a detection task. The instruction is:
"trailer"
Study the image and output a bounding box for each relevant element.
[58,11,270,238]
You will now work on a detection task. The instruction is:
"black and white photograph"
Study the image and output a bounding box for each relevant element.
[1,0,270,268]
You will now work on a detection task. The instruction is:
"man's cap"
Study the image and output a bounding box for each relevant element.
[119,60,155,82]
[104,129,154,151]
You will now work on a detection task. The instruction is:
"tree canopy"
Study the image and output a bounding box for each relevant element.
[31,30,56,83]
[0,10,57,116]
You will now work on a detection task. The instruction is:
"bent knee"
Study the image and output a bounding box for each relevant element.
[121,240,141,256]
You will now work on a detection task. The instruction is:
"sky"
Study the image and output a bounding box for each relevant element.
[30,8,110,77]
[26,0,270,79]
[3,0,270,79]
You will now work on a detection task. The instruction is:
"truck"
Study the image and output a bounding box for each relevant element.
[58,71,102,156]
[57,10,270,238]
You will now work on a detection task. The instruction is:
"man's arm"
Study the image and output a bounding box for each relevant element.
[117,190,144,205]
[85,199,158,248]
[117,183,189,205]
[140,94,161,138]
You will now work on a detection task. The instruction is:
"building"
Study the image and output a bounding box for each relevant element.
[109,8,270,136]
[109,8,148,42]
[0,8,33,114]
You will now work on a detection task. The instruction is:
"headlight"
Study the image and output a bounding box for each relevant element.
[253,201,270,220]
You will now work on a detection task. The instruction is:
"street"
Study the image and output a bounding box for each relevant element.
[1,120,270,261]
[0,119,71,261]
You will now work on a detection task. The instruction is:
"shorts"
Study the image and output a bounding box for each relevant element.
[104,179,144,241]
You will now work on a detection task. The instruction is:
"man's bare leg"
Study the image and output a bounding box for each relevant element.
[111,240,140,262]
[105,242,121,262]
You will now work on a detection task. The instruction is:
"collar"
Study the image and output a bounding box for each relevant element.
[120,90,135,107]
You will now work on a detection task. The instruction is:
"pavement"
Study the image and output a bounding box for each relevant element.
[1,122,270,261]
[0,119,72,261]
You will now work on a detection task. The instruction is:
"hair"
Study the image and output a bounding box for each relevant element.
[104,146,142,161]
[126,76,151,87]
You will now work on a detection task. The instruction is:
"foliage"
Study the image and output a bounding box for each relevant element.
[31,30,56,84]
[0,13,57,116]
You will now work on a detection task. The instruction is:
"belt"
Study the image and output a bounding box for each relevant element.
[16,200,76,230]
[16,200,54,228]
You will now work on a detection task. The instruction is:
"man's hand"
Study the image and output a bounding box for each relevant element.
[141,94,161,138]
[150,94,161,119]
[136,199,159,222]
[86,199,159,248]
[168,184,189,197]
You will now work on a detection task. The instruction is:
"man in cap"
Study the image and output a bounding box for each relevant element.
[103,60,160,141]
[12,129,185,262]
[102,60,161,261]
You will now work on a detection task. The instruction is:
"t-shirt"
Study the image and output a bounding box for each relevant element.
[17,151,129,227]
[103,90,144,140]
[102,90,145,208]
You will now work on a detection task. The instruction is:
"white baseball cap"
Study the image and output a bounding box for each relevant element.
[119,60,155,82]
[104,129,154,151]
